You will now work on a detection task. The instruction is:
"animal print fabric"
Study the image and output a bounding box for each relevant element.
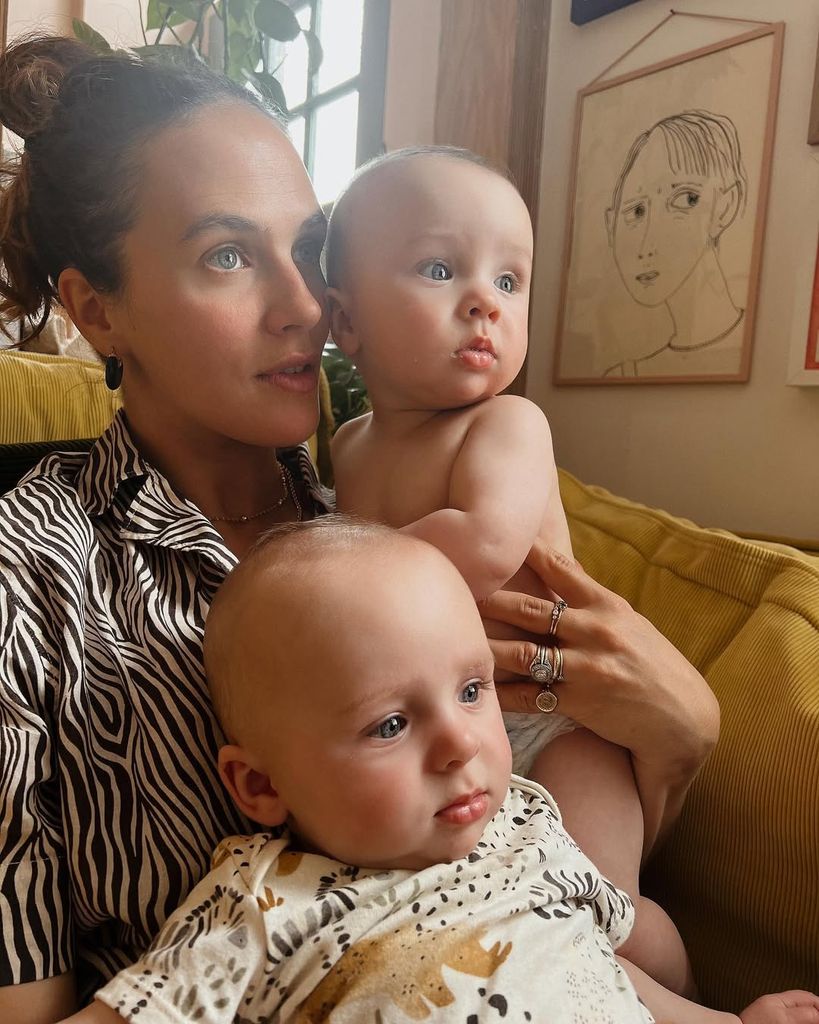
[97,778,652,1023]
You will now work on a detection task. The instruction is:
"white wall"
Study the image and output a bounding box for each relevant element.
[529,0,819,540]
[7,0,144,45]
[7,0,74,39]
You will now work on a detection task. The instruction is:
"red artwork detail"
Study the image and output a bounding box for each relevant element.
[807,235,819,370]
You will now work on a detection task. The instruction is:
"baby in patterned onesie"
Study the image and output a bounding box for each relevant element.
[77,519,818,1024]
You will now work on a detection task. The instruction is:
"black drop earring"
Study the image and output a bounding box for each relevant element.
[104,351,123,391]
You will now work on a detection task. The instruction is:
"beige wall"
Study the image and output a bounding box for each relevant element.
[529,0,819,540]
[8,1,148,45]
[383,0,441,150]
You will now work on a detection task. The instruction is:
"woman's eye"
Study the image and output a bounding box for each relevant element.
[459,681,482,705]
[495,273,517,294]
[418,260,452,282]
[206,246,247,271]
[622,201,647,226]
[371,714,406,740]
[669,190,700,212]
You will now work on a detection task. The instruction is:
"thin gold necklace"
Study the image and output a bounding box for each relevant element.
[210,461,302,524]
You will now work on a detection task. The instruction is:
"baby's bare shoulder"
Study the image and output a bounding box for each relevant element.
[331,412,371,455]
[470,394,551,435]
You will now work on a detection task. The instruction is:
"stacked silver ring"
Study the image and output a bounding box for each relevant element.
[529,597,568,714]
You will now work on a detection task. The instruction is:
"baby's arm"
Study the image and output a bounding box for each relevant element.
[401,395,571,600]
[619,958,819,1024]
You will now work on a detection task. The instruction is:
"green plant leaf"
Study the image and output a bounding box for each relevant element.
[134,44,203,66]
[146,0,188,30]
[72,18,112,53]
[227,30,256,78]
[254,0,300,42]
[247,70,288,113]
[302,29,323,72]
[172,0,211,20]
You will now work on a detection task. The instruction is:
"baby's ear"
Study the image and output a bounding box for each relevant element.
[326,287,360,357]
[218,745,288,827]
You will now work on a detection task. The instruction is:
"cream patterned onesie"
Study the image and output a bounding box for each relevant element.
[98,777,653,1023]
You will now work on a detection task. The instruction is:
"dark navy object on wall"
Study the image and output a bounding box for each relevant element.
[570,0,643,25]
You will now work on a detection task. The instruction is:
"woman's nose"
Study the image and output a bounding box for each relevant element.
[263,261,326,335]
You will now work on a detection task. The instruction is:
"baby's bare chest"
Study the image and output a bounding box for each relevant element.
[336,420,470,527]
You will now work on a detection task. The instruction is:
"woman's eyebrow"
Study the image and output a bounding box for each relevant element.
[181,213,258,243]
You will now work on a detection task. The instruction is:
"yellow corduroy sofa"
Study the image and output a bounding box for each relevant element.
[1,349,817,1011]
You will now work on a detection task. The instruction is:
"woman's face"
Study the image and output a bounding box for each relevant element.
[611,130,721,308]
[108,101,328,451]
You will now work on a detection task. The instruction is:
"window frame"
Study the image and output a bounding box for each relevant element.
[283,0,390,183]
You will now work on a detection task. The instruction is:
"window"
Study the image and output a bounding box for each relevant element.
[275,0,389,205]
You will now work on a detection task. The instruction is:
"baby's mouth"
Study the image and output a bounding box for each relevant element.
[456,336,497,369]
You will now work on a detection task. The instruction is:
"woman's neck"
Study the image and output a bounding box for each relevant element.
[122,403,292,527]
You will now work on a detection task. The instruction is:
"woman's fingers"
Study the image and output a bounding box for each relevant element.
[488,637,543,681]
[524,541,597,607]
[493,677,545,715]
[479,590,557,635]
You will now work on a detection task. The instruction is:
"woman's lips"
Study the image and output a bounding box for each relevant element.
[257,364,318,394]
[435,790,489,826]
[636,271,659,285]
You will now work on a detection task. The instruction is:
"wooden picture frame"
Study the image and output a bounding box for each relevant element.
[787,223,819,385]
[570,1,643,26]
[554,24,784,385]
[809,32,819,145]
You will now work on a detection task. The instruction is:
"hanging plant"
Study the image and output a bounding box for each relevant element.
[73,0,323,114]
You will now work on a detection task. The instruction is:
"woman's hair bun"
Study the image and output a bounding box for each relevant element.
[0,34,94,141]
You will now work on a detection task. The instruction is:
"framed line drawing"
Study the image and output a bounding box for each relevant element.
[570,1,643,26]
[554,23,784,385]
[788,225,819,385]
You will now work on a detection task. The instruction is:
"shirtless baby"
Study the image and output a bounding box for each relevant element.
[325,146,689,995]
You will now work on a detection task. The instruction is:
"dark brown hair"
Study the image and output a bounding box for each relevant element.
[0,35,279,336]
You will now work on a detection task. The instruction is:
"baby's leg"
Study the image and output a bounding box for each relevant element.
[529,726,696,997]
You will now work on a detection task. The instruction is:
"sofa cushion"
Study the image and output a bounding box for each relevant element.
[0,350,121,444]
[559,469,819,1010]
[0,350,332,472]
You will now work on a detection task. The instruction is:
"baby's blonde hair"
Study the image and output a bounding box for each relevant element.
[204,515,400,742]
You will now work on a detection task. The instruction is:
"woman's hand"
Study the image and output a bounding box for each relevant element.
[480,541,720,854]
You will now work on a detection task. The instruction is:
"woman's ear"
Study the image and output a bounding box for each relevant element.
[326,286,360,358]
[218,745,288,826]
[57,268,117,359]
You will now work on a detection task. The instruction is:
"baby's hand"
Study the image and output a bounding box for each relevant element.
[740,991,819,1024]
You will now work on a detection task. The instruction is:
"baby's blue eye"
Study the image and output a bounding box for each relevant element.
[372,714,406,739]
[495,273,516,294]
[459,681,481,705]
[206,246,246,271]
[419,260,452,282]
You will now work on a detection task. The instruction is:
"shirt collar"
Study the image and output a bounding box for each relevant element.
[76,409,332,559]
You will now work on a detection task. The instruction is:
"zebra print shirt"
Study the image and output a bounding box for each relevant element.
[0,411,332,1000]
